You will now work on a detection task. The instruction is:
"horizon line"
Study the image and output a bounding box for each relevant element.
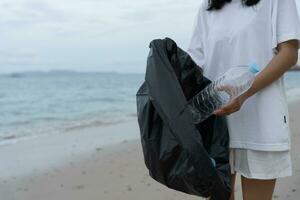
[0,69,145,75]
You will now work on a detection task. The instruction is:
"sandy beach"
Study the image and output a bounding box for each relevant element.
[0,99,299,200]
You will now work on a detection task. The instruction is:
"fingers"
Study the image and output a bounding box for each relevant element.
[213,109,226,116]
[213,102,241,116]
[214,108,231,116]
[216,85,237,99]
[213,95,246,116]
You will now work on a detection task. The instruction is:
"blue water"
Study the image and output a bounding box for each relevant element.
[284,71,300,101]
[285,71,300,90]
[0,71,144,144]
[0,71,299,145]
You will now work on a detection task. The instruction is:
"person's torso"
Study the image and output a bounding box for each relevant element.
[202,0,274,79]
[200,0,291,151]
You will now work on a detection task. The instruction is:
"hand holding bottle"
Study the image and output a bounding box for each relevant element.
[213,91,249,116]
[188,63,260,123]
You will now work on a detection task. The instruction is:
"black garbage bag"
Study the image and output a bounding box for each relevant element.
[136,37,231,199]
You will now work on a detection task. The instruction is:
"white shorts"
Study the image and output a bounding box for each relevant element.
[229,148,293,179]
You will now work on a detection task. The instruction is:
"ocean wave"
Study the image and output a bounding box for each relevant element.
[0,113,135,147]
[0,120,32,127]
[0,133,39,146]
[63,119,125,132]
[0,137,29,146]
[0,134,16,140]
[85,97,120,103]
[127,112,137,118]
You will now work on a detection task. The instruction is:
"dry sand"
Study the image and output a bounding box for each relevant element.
[0,100,299,200]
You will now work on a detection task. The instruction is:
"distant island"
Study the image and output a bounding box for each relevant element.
[0,70,144,78]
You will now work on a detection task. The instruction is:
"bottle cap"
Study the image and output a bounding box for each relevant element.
[249,63,260,74]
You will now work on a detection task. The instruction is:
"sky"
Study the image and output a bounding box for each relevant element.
[0,0,300,74]
[0,0,200,74]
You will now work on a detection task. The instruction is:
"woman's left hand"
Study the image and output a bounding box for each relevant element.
[213,93,249,116]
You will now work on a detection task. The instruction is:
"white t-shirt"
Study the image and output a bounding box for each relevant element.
[187,0,300,151]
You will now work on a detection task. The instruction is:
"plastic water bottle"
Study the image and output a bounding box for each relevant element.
[188,63,260,124]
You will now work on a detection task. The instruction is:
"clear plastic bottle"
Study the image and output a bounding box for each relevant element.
[188,63,260,124]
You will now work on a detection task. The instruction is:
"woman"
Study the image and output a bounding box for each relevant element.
[187,0,300,199]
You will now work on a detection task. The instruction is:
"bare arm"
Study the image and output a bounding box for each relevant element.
[244,40,298,98]
[214,39,299,116]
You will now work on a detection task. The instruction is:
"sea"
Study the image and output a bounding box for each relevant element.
[0,70,299,146]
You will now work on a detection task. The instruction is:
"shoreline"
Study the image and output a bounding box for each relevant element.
[0,116,137,147]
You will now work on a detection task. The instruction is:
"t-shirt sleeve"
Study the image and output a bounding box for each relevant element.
[186,3,206,68]
[272,0,300,51]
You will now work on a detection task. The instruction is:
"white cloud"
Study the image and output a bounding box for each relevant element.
[1,0,298,73]
[0,0,200,73]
